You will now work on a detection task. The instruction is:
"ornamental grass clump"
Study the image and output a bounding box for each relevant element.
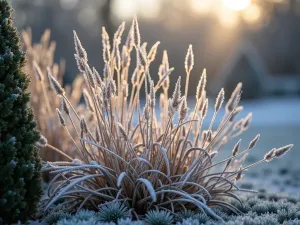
[41,16,293,221]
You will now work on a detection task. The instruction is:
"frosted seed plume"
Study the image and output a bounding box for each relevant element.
[141,42,147,51]
[114,21,125,45]
[158,64,164,78]
[102,27,111,63]
[226,82,242,112]
[61,98,70,115]
[248,134,260,150]
[125,27,134,52]
[73,30,87,61]
[168,98,176,118]
[93,67,102,86]
[74,54,85,72]
[232,139,241,156]
[103,64,111,78]
[196,69,207,100]
[48,67,65,95]
[242,113,252,131]
[131,67,140,86]
[198,91,206,111]
[138,46,148,68]
[132,15,141,47]
[122,46,131,68]
[114,44,121,71]
[56,108,66,127]
[147,41,160,63]
[84,63,96,88]
[143,100,150,120]
[179,97,188,120]
[201,98,208,118]
[185,44,194,74]
[235,166,243,182]
[215,88,225,112]
[274,144,293,158]
[172,77,182,111]
[162,50,169,71]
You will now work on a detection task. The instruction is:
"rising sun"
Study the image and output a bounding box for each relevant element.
[222,0,251,11]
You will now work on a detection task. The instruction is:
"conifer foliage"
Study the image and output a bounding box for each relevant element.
[0,0,42,223]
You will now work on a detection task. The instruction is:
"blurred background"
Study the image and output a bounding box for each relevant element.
[12,0,300,193]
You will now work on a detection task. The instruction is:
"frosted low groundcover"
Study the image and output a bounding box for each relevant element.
[21,192,300,225]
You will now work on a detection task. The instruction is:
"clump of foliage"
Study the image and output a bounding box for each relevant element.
[21,29,84,162]
[98,202,131,223]
[144,210,174,225]
[44,211,71,225]
[0,0,42,223]
[41,16,293,221]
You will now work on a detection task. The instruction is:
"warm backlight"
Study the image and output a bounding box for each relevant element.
[222,0,251,11]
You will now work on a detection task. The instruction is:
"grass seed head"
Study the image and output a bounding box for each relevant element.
[132,15,141,47]
[48,68,65,95]
[61,98,70,115]
[172,76,182,111]
[196,69,207,100]
[147,41,160,63]
[185,44,194,74]
[274,144,293,158]
[73,30,87,62]
[232,139,241,156]
[242,112,252,131]
[179,96,188,120]
[226,82,242,112]
[248,134,260,150]
[56,108,66,127]
[114,21,125,45]
[215,88,225,112]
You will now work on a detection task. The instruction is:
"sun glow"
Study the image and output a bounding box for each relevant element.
[222,0,251,11]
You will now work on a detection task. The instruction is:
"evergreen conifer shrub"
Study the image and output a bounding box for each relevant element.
[0,0,42,223]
